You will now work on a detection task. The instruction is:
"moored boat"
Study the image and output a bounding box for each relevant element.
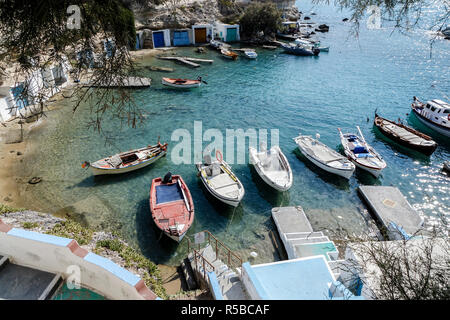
[162,77,203,88]
[220,48,238,60]
[196,152,245,207]
[244,50,257,59]
[249,145,293,191]
[293,134,355,179]
[338,127,387,178]
[150,173,194,242]
[374,113,438,156]
[280,42,320,56]
[411,97,450,138]
[83,141,168,176]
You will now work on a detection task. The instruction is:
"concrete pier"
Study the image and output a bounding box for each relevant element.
[358,186,424,240]
[83,76,151,88]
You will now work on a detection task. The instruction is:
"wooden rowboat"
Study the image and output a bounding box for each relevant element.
[84,141,168,176]
[374,113,437,156]
[150,173,194,242]
[220,48,238,60]
[249,145,293,191]
[294,134,355,179]
[196,152,245,207]
[338,127,387,178]
[162,77,202,88]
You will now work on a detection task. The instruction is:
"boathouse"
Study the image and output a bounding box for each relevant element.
[214,23,240,42]
[151,29,171,48]
[192,24,214,44]
[172,28,193,46]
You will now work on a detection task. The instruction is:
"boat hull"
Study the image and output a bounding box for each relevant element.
[196,163,244,207]
[162,78,201,89]
[150,175,194,242]
[249,146,293,191]
[298,146,354,179]
[350,158,383,178]
[90,149,166,176]
[412,109,450,138]
[374,116,437,156]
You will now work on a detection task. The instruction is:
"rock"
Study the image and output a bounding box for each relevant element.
[318,24,330,30]
[17,151,22,156]
[304,16,311,20]
[343,18,349,22]
[28,177,42,184]
[3,196,12,202]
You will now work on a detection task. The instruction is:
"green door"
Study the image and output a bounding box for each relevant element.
[226,28,237,42]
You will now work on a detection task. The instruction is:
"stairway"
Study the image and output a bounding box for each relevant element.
[0,254,62,300]
[283,231,340,261]
[188,245,249,300]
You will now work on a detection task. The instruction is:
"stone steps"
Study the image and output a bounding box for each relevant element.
[189,245,248,300]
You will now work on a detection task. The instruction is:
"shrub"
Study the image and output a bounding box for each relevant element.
[239,2,282,38]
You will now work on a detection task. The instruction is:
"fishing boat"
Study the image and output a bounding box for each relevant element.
[411,97,450,138]
[162,77,203,88]
[374,113,438,156]
[220,48,238,60]
[209,39,228,50]
[196,151,245,207]
[244,50,257,59]
[293,134,355,179]
[294,38,329,52]
[338,127,387,178]
[249,145,293,191]
[149,173,194,242]
[83,141,168,176]
[280,42,320,56]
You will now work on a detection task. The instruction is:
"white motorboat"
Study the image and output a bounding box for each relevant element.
[338,127,387,178]
[411,97,450,138]
[294,38,329,52]
[293,134,355,179]
[244,50,257,59]
[84,141,168,176]
[249,145,293,191]
[196,152,245,207]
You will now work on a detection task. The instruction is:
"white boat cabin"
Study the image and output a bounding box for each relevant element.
[418,99,450,127]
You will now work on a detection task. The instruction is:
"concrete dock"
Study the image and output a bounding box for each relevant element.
[83,76,151,88]
[271,206,338,261]
[358,186,424,240]
[158,56,214,68]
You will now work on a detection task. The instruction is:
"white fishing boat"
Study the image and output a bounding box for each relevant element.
[162,77,203,88]
[196,152,245,207]
[338,127,387,178]
[411,97,450,138]
[84,141,168,176]
[293,134,355,179]
[244,50,257,59]
[249,145,293,191]
[294,38,329,52]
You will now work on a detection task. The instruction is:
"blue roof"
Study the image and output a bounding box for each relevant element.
[249,256,335,300]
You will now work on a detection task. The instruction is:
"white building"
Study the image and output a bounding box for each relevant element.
[151,29,171,48]
[214,23,240,42]
[192,24,214,44]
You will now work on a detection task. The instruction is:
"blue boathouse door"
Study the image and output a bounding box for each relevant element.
[173,30,190,46]
[153,32,165,48]
[226,28,237,42]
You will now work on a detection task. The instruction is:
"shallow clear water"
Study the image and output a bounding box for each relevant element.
[24,1,449,265]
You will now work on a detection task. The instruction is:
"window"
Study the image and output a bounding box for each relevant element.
[425,104,431,109]
[443,109,450,114]
[430,106,436,112]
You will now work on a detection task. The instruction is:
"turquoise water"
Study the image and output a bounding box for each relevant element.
[24,1,449,266]
[52,283,106,300]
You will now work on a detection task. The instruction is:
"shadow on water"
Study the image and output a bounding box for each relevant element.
[371,125,432,165]
[248,165,290,207]
[135,198,180,265]
[292,148,351,190]
[67,158,168,190]
[195,179,245,224]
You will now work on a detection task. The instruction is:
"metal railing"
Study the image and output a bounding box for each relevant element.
[187,230,243,273]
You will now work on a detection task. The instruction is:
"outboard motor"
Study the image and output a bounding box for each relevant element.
[162,172,172,184]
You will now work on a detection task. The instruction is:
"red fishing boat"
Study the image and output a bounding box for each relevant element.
[149,173,194,242]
